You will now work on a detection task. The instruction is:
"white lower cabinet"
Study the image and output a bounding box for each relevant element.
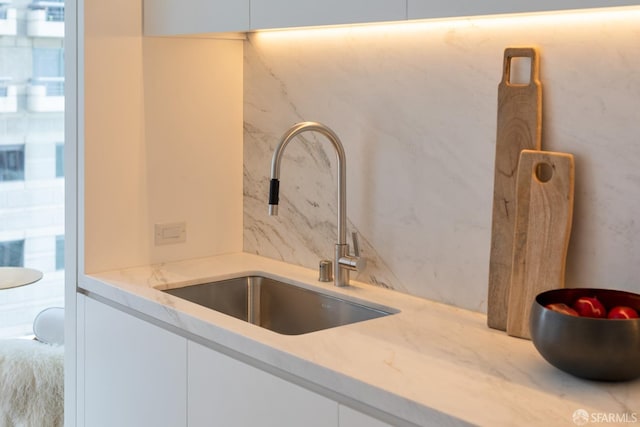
[188,342,395,427]
[188,340,338,426]
[339,405,393,427]
[80,296,394,427]
[81,296,188,427]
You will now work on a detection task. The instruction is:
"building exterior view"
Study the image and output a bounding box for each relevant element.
[0,0,64,338]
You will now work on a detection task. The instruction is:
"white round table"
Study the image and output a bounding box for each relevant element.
[0,267,43,290]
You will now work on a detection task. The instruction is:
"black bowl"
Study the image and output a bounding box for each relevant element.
[530,288,640,381]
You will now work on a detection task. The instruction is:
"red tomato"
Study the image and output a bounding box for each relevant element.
[572,297,606,318]
[607,306,639,319]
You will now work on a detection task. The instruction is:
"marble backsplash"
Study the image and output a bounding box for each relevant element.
[243,9,640,313]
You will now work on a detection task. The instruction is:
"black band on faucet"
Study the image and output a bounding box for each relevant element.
[269,179,280,205]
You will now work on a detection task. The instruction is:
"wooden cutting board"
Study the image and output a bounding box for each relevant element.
[507,150,575,339]
[487,47,542,330]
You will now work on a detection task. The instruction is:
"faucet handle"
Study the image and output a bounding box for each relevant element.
[352,232,367,272]
[351,232,360,257]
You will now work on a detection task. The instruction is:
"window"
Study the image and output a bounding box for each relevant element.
[0,0,65,339]
[56,142,63,177]
[30,0,64,23]
[0,144,25,181]
[0,240,25,267]
[55,235,64,270]
[33,47,65,77]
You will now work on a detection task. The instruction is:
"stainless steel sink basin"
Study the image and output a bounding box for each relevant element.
[163,275,397,335]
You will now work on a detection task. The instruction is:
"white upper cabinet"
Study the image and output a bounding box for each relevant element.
[407,0,640,20]
[145,0,640,35]
[249,0,407,30]
[144,0,250,36]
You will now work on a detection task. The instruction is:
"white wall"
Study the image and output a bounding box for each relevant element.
[141,37,243,265]
[83,0,243,274]
[243,8,640,312]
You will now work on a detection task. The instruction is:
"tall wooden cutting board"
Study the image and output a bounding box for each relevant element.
[507,150,575,339]
[487,47,542,330]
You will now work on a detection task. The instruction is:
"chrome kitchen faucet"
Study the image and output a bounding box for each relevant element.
[268,121,361,287]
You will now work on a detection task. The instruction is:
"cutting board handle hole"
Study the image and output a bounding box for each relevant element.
[508,56,532,86]
[535,162,554,183]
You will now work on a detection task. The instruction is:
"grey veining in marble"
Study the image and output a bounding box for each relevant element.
[243,10,640,312]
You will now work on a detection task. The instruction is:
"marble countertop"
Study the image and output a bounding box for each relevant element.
[82,252,639,426]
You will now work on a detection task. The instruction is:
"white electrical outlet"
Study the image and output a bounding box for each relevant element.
[154,222,186,246]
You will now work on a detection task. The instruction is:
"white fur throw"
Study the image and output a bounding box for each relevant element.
[0,339,64,427]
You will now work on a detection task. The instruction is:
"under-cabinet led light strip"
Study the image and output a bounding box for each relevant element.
[251,5,640,39]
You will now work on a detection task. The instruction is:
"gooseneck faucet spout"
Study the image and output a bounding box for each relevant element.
[268,121,359,287]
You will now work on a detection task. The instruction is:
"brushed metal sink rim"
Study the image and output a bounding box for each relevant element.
[161,275,398,335]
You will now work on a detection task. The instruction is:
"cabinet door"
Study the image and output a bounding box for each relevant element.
[339,405,392,427]
[250,0,406,30]
[82,296,187,427]
[407,0,640,21]
[144,0,250,35]
[188,340,337,427]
